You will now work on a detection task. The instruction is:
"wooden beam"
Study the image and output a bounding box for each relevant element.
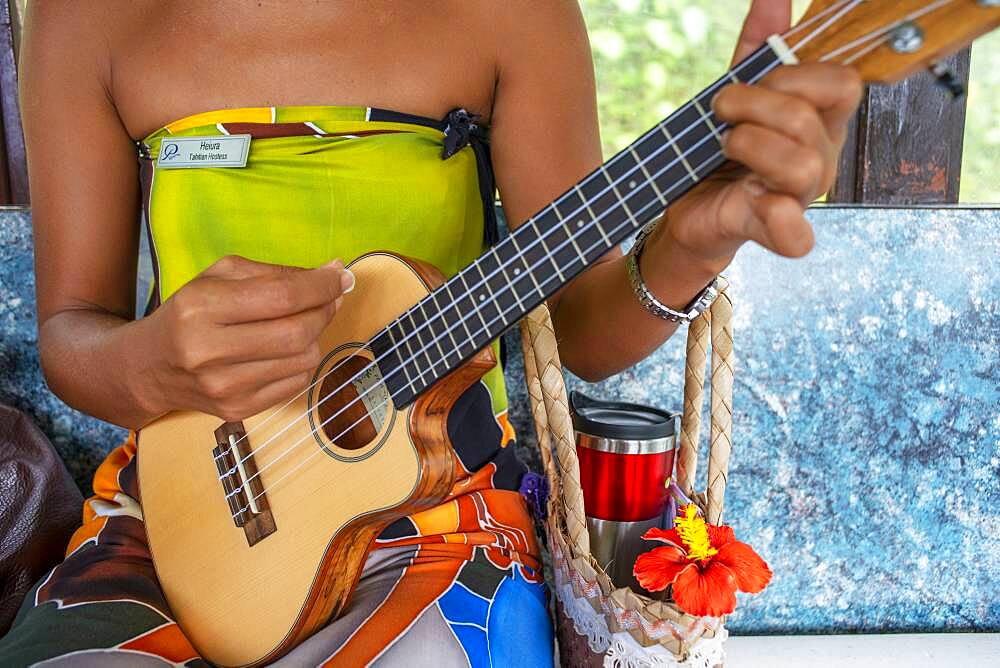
[829,49,971,205]
[0,0,27,205]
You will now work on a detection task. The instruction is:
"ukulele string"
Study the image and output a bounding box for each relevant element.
[788,0,866,54]
[229,0,877,469]
[232,44,841,515]
[218,0,879,476]
[214,43,780,475]
[838,33,891,67]
[223,74,772,504]
[225,0,875,506]
[232,140,743,517]
[821,0,958,66]
[223,0,873,495]
[783,0,860,42]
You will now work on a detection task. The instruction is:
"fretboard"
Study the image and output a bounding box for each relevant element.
[374,44,782,408]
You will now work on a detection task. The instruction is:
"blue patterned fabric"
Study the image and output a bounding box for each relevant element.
[438,562,551,667]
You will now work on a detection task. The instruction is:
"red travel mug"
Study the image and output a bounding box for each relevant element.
[571,391,677,590]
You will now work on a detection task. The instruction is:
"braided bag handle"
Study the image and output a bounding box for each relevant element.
[519,306,591,554]
[519,278,734,561]
[519,282,735,655]
[705,279,734,524]
[676,278,734,524]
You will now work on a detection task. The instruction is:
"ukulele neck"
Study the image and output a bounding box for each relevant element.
[374,42,786,408]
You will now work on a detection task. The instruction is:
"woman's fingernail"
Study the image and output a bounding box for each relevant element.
[744,179,767,197]
[340,269,356,294]
[323,258,344,270]
[720,130,731,148]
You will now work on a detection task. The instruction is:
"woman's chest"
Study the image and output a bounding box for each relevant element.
[107,0,499,140]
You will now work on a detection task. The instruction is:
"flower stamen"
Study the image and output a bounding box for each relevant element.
[675,504,718,561]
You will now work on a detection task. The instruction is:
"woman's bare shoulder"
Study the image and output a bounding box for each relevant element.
[474,0,591,79]
[20,1,117,96]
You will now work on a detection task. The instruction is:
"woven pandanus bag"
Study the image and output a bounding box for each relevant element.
[518,280,735,668]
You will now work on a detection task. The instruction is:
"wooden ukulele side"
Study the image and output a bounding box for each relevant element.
[258,254,497,665]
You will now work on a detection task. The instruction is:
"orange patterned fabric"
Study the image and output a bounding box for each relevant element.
[0,429,549,666]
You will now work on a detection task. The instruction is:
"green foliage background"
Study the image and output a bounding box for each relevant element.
[965,30,1000,202]
[579,0,999,203]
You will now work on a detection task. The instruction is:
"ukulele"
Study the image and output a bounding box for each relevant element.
[137,2,1000,665]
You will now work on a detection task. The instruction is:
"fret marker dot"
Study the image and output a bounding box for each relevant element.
[514,268,521,275]
[479,294,486,301]
[629,180,637,189]
[577,220,585,228]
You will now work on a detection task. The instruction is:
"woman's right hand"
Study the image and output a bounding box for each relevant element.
[137,255,355,422]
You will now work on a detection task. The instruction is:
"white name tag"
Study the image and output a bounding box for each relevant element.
[156,134,251,169]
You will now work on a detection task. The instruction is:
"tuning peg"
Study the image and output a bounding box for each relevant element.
[929,62,966,100]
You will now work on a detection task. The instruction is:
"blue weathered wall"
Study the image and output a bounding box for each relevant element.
[2,206,998,634]
[507,206,1000,634]
[0,208,126,486]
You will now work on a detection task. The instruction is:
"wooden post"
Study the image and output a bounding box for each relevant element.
[0,0,27,205]
[829,50,971,205]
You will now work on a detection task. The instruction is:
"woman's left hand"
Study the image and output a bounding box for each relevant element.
[648,0,863,273]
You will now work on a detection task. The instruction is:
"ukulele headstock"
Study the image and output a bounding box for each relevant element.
[786,0,1000,83]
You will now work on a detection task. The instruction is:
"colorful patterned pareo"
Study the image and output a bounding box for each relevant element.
[0,106,553,666]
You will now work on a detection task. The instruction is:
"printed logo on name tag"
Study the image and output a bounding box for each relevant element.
[157,134,252,169]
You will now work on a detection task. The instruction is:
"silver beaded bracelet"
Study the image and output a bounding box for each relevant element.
[625,222,720,323]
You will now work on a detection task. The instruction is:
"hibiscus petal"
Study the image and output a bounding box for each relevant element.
[707,524,735,548]
[672,560,738,617]
[714,540,773,593]
[633,545,690,593]
[641,526,684,548]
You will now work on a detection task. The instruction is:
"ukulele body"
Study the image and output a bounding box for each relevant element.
[137,252,495,667]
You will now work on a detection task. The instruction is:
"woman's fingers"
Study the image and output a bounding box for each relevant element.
[199,254,308,280]
[743,188,815,258]
[712,64,863,205]
[203,262,353,324]
[170,297,336,371]
[714,82,832,155]
[732,0,793,64]
[756,63,864,139]
[156,256,358,420]
[215,300,337,363]
[713,63,862,150]
[721,124,827,204]
[189,346,323,411]
[208,370,315,423]
[186,254,354,325]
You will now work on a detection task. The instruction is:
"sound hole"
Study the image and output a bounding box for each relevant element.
[316,355,389,451]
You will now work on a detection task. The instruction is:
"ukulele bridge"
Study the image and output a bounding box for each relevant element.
[213,421,277,546]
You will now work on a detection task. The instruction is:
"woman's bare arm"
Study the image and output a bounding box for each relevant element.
[489,0,860,382]
[488,0,720,381]
[20,2,155,426]
[21,2,351,429]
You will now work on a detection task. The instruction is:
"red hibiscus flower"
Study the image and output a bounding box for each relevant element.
[633,504,772,617]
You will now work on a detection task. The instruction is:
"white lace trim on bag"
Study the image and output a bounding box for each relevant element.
[550,538,723,643]
[558,580,613,653]
[603,628,729,668]
[554,577,729,668]
[550,535,728,667]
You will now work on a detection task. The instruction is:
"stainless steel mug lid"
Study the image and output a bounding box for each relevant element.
[570,391,677,441]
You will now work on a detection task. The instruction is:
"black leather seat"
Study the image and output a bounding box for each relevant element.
[0,404,82,635]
